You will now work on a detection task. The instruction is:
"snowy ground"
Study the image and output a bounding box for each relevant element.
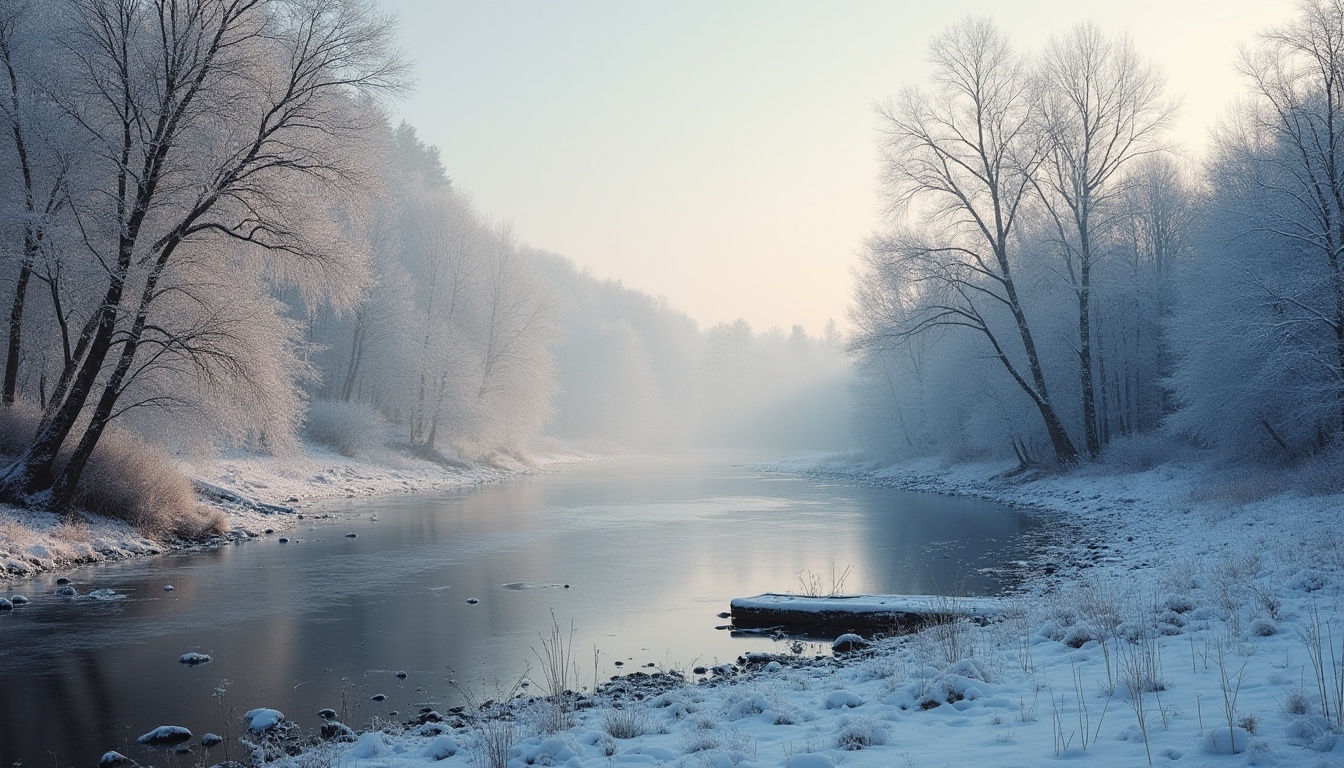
[233,453,1344,768]
[0,444,595,580]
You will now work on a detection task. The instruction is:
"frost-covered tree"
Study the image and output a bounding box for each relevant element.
[1169,0,1344,457]
[860,17,1079,466]
[1034,23,1173,457]
[0,0,404,510]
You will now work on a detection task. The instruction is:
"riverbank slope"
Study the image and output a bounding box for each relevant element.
[0,444,594,580]
[289,452,1344,768]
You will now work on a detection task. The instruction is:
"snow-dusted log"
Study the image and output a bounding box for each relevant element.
[729,593,1000,634]
[190,479,292,515]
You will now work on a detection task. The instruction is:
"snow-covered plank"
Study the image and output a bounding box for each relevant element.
[729,593,1000,633]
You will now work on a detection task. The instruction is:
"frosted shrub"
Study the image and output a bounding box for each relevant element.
[601,706,647,739]
[303,400,390,458]
[835,715,888,750]
[74,427,226,540]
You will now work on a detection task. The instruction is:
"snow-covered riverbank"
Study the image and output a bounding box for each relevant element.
[0,445,594,580]
[260,453,1344,768]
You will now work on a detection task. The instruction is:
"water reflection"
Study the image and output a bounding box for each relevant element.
[0,456,1043,767]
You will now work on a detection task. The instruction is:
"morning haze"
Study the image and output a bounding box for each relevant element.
[381,0,1293,335]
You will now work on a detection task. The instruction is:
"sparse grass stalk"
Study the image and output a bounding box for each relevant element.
[532,612,579,732]
[1215,638,1250,754]
[1299,604,1344,727]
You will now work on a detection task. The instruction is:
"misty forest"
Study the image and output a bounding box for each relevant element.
[7,2,1344,768]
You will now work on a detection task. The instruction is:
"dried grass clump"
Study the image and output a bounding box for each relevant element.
[73,428,227,540]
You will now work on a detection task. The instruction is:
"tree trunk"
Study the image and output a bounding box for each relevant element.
[3,259,30,404]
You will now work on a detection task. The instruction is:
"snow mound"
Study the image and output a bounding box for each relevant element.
[179,652,212,665]
[824,690,863,709]
[349,731,391,759]
[87,588,124,600]
[421,735,458,759]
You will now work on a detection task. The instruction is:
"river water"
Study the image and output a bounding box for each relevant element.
[0,455,1043,767]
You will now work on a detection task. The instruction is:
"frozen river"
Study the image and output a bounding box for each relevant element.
[0,455,1043,767]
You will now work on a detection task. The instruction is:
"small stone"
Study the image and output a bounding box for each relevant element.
[395,671,407,679]
[264,528,274,535]
[56,577,70,585]
[179,652,213,666]
[200,733,224,748]
[614,661,624,667]
[278,537,289,543]
[371,694,386,702]
[10,595,27,605]
[243,708,284,731]
[693,666,708,675]
[466,598,479,605]
[99,751,128,767]
[138,725,192,745]
[174,746,192,755]
[563,584,570,588]
[55,585,76,596]
[717,611,731,619]
[317,708,337,720]
[163,585,175,592]
[344,532,357,538]
[0,598,12,611]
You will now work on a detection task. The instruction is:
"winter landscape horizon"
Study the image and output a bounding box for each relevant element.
[4,2,1344,768]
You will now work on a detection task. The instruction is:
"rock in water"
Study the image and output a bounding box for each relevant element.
[465,597,479,605]
[243,708,285,731]
[137,725,192,745]
[200,733,224,748]
[163,585,174,592]
[0,598,12,611]
[371,694,387,702]
[831,633,869,653]
[395,671,407,679]
[9,595,27,605]
[55,577,70,585]
[99,751,128,767]
[55,585,76,596]
[278,537,289,543]
[344,532,358,538]
[88,588,125,601]
[317,708,337,720]
[179,652,212,666]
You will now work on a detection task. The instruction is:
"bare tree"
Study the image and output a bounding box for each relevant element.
[863,17,1079,466]
[0,0,404,510]
[0,2,73,406]
[1035,23,1173,457]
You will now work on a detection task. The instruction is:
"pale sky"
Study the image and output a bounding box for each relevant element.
[380,0,1295,335]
